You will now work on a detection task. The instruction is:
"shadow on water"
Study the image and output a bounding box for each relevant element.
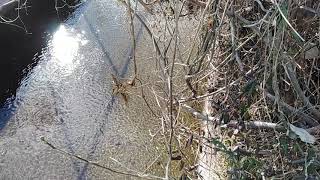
[0,0,81,129]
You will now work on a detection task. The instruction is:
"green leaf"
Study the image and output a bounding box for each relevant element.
[279,136,289,155]
[240,156,262,172]
[210,138,228,152]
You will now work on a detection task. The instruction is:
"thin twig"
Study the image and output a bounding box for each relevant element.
[273,0,305,42]
[283,56,320,120]
[181,104,217,122]
[230,7,244,72]
[259,87,319,126]
[126,0,138,83]
[41,137,165,180]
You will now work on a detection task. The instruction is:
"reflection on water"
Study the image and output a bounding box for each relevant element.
[50,25,88,74]
[52,25,80,66]
[51,25,88,66]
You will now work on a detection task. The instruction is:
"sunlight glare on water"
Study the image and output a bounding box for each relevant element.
[51,25,88,73]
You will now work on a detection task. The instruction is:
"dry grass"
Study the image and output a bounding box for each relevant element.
[173,0,320,179]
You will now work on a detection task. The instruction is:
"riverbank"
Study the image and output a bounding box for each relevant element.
[198,0,320,179]
[138,0,320,179]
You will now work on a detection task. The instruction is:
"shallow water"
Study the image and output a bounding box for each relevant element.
[0,1,162,179]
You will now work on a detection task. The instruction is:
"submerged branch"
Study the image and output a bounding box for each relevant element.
[41,137,165,180]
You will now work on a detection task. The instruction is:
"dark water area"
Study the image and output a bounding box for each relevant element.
[0,0,81,128]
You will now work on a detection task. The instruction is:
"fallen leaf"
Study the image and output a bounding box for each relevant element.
[305,46,319,59]
[304,43,319,59]
[289,123,316,144]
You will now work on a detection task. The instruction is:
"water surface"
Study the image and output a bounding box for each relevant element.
[0,1,162,179]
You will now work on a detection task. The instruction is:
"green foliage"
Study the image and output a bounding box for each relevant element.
[240,156,263,175]
[210,138,230,153]
[242,80,257,97]
[279,135,290,156]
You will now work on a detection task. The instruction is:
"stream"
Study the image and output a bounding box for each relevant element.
[0,0,161,179]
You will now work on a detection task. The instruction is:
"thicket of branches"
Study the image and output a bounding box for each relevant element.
[120,0,320,179]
